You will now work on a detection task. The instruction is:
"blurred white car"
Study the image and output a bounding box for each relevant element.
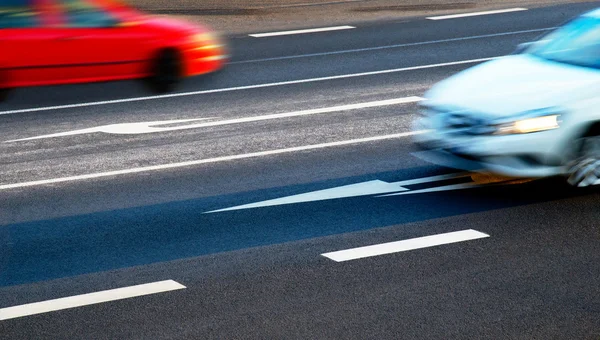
[413,8,600,187]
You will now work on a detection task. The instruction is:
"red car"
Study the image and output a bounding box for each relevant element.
[0,0,228,101]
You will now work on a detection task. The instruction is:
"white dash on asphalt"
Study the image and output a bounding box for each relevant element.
[0,280,186,321]
[321,229,489,262]
[0,57,494,116]
[427,8,527,20]
[249,25,355,37]
[0,130,426,191]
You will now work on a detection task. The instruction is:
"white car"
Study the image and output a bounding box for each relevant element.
[413,8,600,187]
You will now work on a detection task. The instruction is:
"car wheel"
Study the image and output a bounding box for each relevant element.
[147,48,182,93]
[567,134,600,187]
[0,88,10,102]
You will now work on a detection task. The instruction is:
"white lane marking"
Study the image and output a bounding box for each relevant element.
[205,172,472,213]
[6,97,422,142]
[427,8,527,20]
[0,280,186,321]
[0,131,425,191]
[265,0,365,8]
[0,57,495,116]
[249,25,355,37]
[322,229,490,262]
[231,27,555,64]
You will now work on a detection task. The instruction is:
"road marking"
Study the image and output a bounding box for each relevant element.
[427,8,527,20]
[205,173,474,213]
[0,280,185,321]
[6,118,213,142]
[0,57,495,116]
[6,97,422,142]
[205,171,530,213]
[249,25,355,37]
[264,0,365,8]
[0,131,425,191]
[378,182,481,197]
[321,229,490,262]
[231,27,555,64]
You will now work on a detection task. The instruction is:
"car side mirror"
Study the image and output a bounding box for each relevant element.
[513,42,534,55]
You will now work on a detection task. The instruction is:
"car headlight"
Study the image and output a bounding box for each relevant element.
[189,32,227,53]
[493,109,562,135]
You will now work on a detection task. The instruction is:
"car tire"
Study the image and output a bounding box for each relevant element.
[567,131,600,187]
[0,88,10,102]
[146,48,182,94]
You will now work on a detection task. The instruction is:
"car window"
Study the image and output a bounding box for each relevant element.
[529,16,600,69]
[0,1,38,28]
[59,0,119,28]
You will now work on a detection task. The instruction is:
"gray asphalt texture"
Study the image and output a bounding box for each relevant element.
[1,2,600,339]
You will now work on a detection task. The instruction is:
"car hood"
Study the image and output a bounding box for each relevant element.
[425,54,600,117]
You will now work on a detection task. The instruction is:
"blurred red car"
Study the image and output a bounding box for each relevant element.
[0,0,228,100]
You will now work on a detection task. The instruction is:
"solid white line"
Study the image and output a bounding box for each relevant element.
[427,8,527,20]
[231,27,554,64]
[0,57,495,116]
[0,280,186,321]
[7,96,423,142]
[0,131,426,191]
[322,229,489,262]
[265,0,365,8]
[249,25,355,37]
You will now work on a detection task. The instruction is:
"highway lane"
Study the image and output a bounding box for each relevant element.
[0,28,573,186]
[1,2,600,339]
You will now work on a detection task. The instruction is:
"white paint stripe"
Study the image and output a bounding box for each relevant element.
[0,280,186,321]
[0,131,426,191]
[0,57,495,116]
[231,27,555,64]
[264,0,365,8]
[7,96,423,142]
[322,229,489,262]
[427,8,527,20]
[249,25,355,37]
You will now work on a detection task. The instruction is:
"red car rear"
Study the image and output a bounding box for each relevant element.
[0,0,228,100]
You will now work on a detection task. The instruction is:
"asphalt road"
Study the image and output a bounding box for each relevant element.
[1,2,600,339]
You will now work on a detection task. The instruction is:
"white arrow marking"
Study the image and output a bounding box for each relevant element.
[6,96,422,142]
[204,173,473,213]
[5,118,215,142]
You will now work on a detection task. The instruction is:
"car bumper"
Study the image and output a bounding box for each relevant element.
[184,44,229,77]
[412,118,567,178]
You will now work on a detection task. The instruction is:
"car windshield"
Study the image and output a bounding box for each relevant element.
[0,0,37,28]
[528,15,600,69]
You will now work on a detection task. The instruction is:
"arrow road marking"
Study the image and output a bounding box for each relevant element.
[205,172,484,213]
[205,172,529,213]
[6,96,422,142]
[5,118,216,142]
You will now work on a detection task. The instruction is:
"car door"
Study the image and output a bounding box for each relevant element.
[50,0,155,82]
